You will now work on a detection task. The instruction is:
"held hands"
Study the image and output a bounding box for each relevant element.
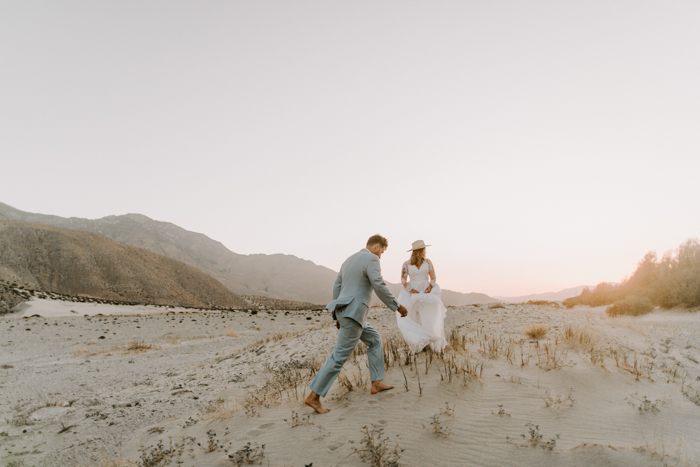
[397,305,408,318]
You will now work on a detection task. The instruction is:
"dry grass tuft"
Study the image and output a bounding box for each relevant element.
[72,345,102,358]
[525,324,547,341]
[223,328,240,337]
[202,399,239,421]
[124,341,161,352]
[351,424,403,466]
[158,335,209,345]
[560,325,597,346]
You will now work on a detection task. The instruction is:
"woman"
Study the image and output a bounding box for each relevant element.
[396,240,448,353]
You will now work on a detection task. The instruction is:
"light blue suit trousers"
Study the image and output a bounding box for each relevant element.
[310,248,397,397]
[309,315,384,397]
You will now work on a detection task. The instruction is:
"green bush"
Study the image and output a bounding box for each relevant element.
[606,296,654,317]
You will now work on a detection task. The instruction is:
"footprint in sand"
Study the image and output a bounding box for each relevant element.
[328,442,344,451]
[247,429,264,437]
[259,423,275,429]
[377,420,388,425]
[368,400,379,405]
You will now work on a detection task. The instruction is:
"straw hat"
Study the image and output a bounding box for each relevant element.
[407,240,431,252]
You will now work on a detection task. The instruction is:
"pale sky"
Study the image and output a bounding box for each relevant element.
[2,1,699,297]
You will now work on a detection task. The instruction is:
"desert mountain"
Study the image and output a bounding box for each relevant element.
[0,202,498,306]
[0,202,336,304]
[0,219,247,309]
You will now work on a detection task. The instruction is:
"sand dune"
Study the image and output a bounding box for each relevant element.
[1,299,699,466]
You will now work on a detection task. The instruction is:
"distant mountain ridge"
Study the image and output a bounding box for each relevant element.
[0,202,498,306]
[494,286,594,303]
[0,219,247,309]
[0,202,337,304]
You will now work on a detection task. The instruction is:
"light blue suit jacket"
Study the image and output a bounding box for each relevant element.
[326,248,399,328]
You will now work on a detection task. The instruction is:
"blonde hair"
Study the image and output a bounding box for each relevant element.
[410,248,426,268]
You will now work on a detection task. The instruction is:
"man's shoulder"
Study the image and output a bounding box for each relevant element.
[349,248,372,260]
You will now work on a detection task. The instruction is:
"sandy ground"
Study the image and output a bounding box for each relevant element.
[1,298,700,466]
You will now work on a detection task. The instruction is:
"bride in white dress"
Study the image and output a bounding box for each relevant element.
[396,240,448,353]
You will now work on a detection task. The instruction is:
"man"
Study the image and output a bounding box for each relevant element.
[305,234,408,414]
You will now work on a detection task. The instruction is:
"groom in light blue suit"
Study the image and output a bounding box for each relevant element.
[305,234,408,414]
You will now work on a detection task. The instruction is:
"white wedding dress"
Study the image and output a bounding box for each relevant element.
[396,259,448,353]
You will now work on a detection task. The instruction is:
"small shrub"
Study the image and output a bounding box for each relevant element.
[427,413,451,438]
[284,411,314,427]
[350,424,403,467]
[492,404,510,417]
[224,328,240,337]
[516,423,559,450]
[606,296,654,317]
[228,442,266,466]
[543,389,575,412]
[525,324,547,341]
[626,394,662,414]
[138,439,182,467]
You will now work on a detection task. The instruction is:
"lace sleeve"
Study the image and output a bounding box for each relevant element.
[400,261,411,290]
[426,258,437,286]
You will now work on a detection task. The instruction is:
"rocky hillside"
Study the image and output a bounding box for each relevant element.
[0,203,498,306]
[0,202,336,304]
[0,219,248,309]
[0,280,26,313]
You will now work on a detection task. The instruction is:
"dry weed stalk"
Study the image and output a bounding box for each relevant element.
[158,334,208,345]
[72,344,102,358]
[349,424,403,467]
[543,389,575,412]
[338,371,354,392]
[284,410,315,427]
[228,442,266,466]
[124,341,161,352]
[242,356,321,416]
[509,423,559,450]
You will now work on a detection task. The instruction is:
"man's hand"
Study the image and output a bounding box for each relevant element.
[397,305,408,318]
[335,320,340,330]
[410,289,420,294]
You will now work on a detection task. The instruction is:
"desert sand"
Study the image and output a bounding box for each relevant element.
[2,298,700,466]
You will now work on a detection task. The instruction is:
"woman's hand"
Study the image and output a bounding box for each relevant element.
[410,289,419,294]
[425,285,433,294]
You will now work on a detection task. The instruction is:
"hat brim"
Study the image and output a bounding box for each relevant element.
[407,244,431,252]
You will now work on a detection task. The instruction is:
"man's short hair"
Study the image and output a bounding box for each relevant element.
[366,234,388,249]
